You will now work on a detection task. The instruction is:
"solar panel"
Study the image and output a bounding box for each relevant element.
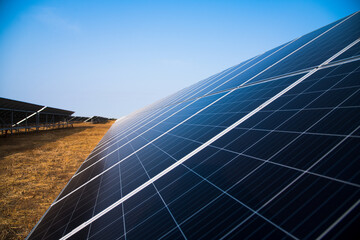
[27,11,360,240]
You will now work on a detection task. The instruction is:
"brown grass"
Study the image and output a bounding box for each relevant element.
[0,121,114,240]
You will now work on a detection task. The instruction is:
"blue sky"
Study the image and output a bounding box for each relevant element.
[0,0,359,118]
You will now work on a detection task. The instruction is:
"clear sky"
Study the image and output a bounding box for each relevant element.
[0,0,359,118]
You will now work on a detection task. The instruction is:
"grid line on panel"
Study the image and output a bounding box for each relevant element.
[281,179,358,237]
[119,172,212,239]
[119,204,168,239]
[118,149,127,240]
[164,122,360,139]
[159,191,228,239]
[322,52,360,69]
[224,57,360,168]
[150,128,360,189]
[127,140,187,240]
[256,51,360,84]
[145,139,299,240]
[85,173,104,239]
[241,154,360,188]
[97,112,146,140]
[317,199,360,239]
[61,175,92,237]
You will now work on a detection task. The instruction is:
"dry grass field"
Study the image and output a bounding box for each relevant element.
[0,121,114,240]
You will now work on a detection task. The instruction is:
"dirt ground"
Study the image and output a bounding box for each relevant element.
[0,121,114,240]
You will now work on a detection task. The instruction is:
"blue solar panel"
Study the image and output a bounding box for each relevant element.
[27,11,360,240]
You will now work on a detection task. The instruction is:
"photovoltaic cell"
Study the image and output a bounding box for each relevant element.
[27,11,360,240]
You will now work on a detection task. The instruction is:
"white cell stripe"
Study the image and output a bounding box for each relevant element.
[118,150,127,240]
[60,37,359,240]
[151,128,360,189]
[316,199,360,239]
[165,121,360,139]
[13,106,47,127]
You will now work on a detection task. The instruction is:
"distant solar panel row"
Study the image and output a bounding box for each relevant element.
[28,11,360,240]
[0,97,74,116]
[0,97,74,132]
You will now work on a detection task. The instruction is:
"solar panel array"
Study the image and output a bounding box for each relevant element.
[0,97,74,134]
[28,12,360,240]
